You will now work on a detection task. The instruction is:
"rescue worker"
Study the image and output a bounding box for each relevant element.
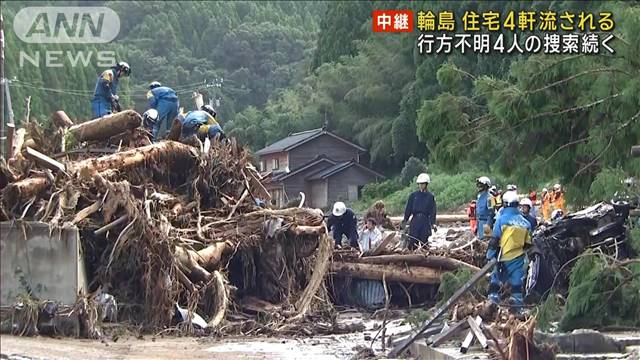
[359,218,383,253]
[551,183,566,214]
[467,200,478,236]
[180,105,225,141]
[146,81,180,142]
[327,201,359,248]
[142,109,159,133]
[541,188,552,221]
[489,186,503,212]
[364,200,394,230]
[91,62,130,118]
[528,191,539,219]
[401,173,437,250]
[475,176,493,239]
[520,198,537,229]
[486,191,532,313]
[551,209,564,221]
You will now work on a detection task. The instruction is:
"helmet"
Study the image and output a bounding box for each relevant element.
[520,198,533,208]
[542,188,548,193]
[503,191,519,207]
[201,104,217,117]
[551,209,564,220]
[332,202,347,217]
[149,81,161,89]
[416,173,431,184]
[554,184,562,191]
[477,176,491,187]
[142,109,159,128]
[506,184,517,191]
[115,61,131,76]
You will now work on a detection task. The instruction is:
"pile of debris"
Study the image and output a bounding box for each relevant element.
[0,111,333,337]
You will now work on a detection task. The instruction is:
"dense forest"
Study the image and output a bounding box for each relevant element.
[3,1,639,207]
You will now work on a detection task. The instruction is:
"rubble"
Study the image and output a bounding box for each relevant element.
[0,110,333,337]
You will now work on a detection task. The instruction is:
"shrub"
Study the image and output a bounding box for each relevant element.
[588,167,627,203]
[399,157,427,186]
[361,178,402,201]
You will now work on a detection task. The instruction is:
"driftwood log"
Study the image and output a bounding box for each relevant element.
[356,254,480,272]
[68,110,142,142]
[52,111,74,128]
[330,261,444,284]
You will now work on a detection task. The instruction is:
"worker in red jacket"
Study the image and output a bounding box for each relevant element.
[468,200,478,235]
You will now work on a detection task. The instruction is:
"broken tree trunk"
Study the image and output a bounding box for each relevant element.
[69,141,198,175]
[10,128,26,160]
[357,254,480,272]
[2,176,50,207]
[330,261,445,284]
[52,111,74,128]
[293,234,333,319]
[6,123,15,159]
[175,246,212,283]
[67,110,142,142]
[291,225,326,236]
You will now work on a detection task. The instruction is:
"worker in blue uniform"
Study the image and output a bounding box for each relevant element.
[401,173,437,250]
[486,191,532,314]
[91,62,130,118]
[146,81,179,141]
[475,176,494,239]
[180,105,225,140]
[519,198,538,230]
[327,202,359,248]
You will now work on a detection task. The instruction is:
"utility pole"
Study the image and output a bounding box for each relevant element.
[1,12,5,157]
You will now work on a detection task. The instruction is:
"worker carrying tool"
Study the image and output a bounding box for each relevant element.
[91,61,130,118]
[327,202,359,249]
[402,173,437,250]
[475,176,494,239]
[551,183,566,214]
[179,105,225,141]
[146,81,179,142]
[486,191,532,314]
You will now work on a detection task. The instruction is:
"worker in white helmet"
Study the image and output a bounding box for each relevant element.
[519,198,537,229]
[401,173,437,250]
[475,176,494,239]
[551,183,566,215]
[487,191,532,313]
[327,201,359,249]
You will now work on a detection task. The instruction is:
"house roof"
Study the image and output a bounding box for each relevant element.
[272,155,336,182]
[306,160,385,181]
[255,128,366,156]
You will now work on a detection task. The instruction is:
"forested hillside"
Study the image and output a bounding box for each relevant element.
[3,1,639,202]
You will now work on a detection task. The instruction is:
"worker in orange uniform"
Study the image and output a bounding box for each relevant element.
[541,188,552,221]
[551,183,566,214]
[468,200,478,236]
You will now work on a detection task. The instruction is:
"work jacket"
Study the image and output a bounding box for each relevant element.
[492,207,532,261]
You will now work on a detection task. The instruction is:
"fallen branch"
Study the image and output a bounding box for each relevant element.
[293,234,333,318]
[94,214,128,236]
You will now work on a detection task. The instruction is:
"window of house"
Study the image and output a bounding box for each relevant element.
[272,158,280,170]
[260,161,265,172]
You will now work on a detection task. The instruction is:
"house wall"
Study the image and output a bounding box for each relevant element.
[327,166,381,205]
[309,179,328,209]
[282,161,333,203]
[260,152,289,172]
[287,135,361,170]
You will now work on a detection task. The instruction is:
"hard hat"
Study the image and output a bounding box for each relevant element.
[551,209,564,220]
[477,176,491,186]
[542,188,548,193]
[502,191,519,207]
[201,104,217,117]
[332,202,347,217]
[142,109,159,128]
[520,198,533,208]
[554,183,562,191]
[416,173,431,184]
[115,61,131,76]
[506,184,517,191]
[149,81,161,89]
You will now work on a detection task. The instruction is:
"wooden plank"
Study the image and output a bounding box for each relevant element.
[430,319,469,347]
[25,147,66,173]
[71,201,101,225]
[460,328,475,354]
[387,258,497,357]
[244,167,272,201]
[367,231,397,256]
[467,316,488,349]
[5,123,15,159]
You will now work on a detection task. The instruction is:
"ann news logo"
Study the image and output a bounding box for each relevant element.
[372,10,414,33]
